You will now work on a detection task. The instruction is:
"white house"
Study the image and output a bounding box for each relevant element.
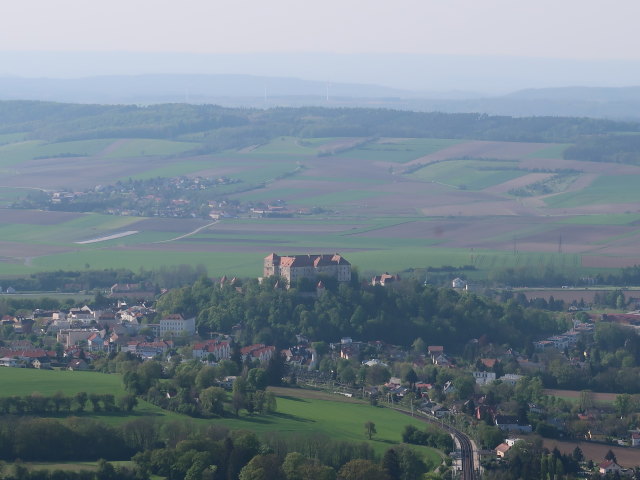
[473,371,497,385]
[159,314,196,336]
[0,357,18,367]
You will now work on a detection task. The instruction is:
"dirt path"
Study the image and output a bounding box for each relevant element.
[152,220,219,244]
[95,139,131,157]
[75,230,139,244]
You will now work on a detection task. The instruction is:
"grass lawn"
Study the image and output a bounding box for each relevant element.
[0,368,126,397]
[213,387,443,463]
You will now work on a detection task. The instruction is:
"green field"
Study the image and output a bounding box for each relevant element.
[525,143,571,159]
[0,133,639,279]
[0,212,596,279]
[294,190,381,207]
[213,390,442,461]
[410,159,525,190]
[335,138,463,163]
[0,368,126,397]
[247,137,323,156]
[104,139,199,158]
[0,139,120,169]
[0,187,37,206]
[545,175,640,207]
[554,213,640,225]
[31,250,266,278]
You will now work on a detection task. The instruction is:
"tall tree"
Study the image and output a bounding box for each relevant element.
[364,421,377,440]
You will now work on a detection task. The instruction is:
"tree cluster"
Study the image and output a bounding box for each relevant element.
[401,424,454,452]
[157,276,565,351]
[0,391,136,415]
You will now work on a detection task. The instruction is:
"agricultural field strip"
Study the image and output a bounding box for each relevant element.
[582,227,640,246]
[409,159,528,191]
[334,138,464,163]
[544,174,640,208]
[340,219,422,236]
[523,143,571,159]
[466,221,559,244]
[555,214,640,225]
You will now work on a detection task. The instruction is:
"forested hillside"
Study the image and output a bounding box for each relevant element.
[1,101,638,149]
[156,276,565,350]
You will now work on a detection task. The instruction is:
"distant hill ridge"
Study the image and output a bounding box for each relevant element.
[506,86,640,102]
[0,100,637,148]
[3,75,640,119]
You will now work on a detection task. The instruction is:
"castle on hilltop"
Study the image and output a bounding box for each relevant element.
[263,253,351,285]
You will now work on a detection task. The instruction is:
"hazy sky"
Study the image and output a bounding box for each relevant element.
[3,0,639,60]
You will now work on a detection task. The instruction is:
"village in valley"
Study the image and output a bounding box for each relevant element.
[1,252,640,476]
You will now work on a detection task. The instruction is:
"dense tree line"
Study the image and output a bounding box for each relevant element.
[0,459,141,480]
[564,133,640,165]
[0,101,638,149]
[156,276,566,351]
[0,265,207,298]
[0,417,137,461]
[489,264,640,289]
[94,351,282,418]
[0,391,137,415]
[401,424,454,452]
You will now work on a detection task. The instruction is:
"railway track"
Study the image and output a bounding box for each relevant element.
[394,409,477,480]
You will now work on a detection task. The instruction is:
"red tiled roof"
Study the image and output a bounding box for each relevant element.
[496,443,511,454]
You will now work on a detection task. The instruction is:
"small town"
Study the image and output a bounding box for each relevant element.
[1,253,639,478]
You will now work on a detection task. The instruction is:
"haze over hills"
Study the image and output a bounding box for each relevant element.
[3,51,640,92]
[2,73,640,120]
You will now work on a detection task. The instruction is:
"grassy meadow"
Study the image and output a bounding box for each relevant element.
[334,138,463,163]
[410,159,525,190]
[0,369,442,466]
[0,368,126,397]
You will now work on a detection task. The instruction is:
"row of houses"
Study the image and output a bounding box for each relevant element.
[240,344,276,363]
[534,321,594,351]
[472,371,523,386]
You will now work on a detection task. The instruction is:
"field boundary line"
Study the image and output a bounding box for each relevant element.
[152,220,219,244]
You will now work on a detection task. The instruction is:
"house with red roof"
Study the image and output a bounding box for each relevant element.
[495,443,511,458]
[193,340,230,361]
[240,344,276,364]
[599,459,623,474]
